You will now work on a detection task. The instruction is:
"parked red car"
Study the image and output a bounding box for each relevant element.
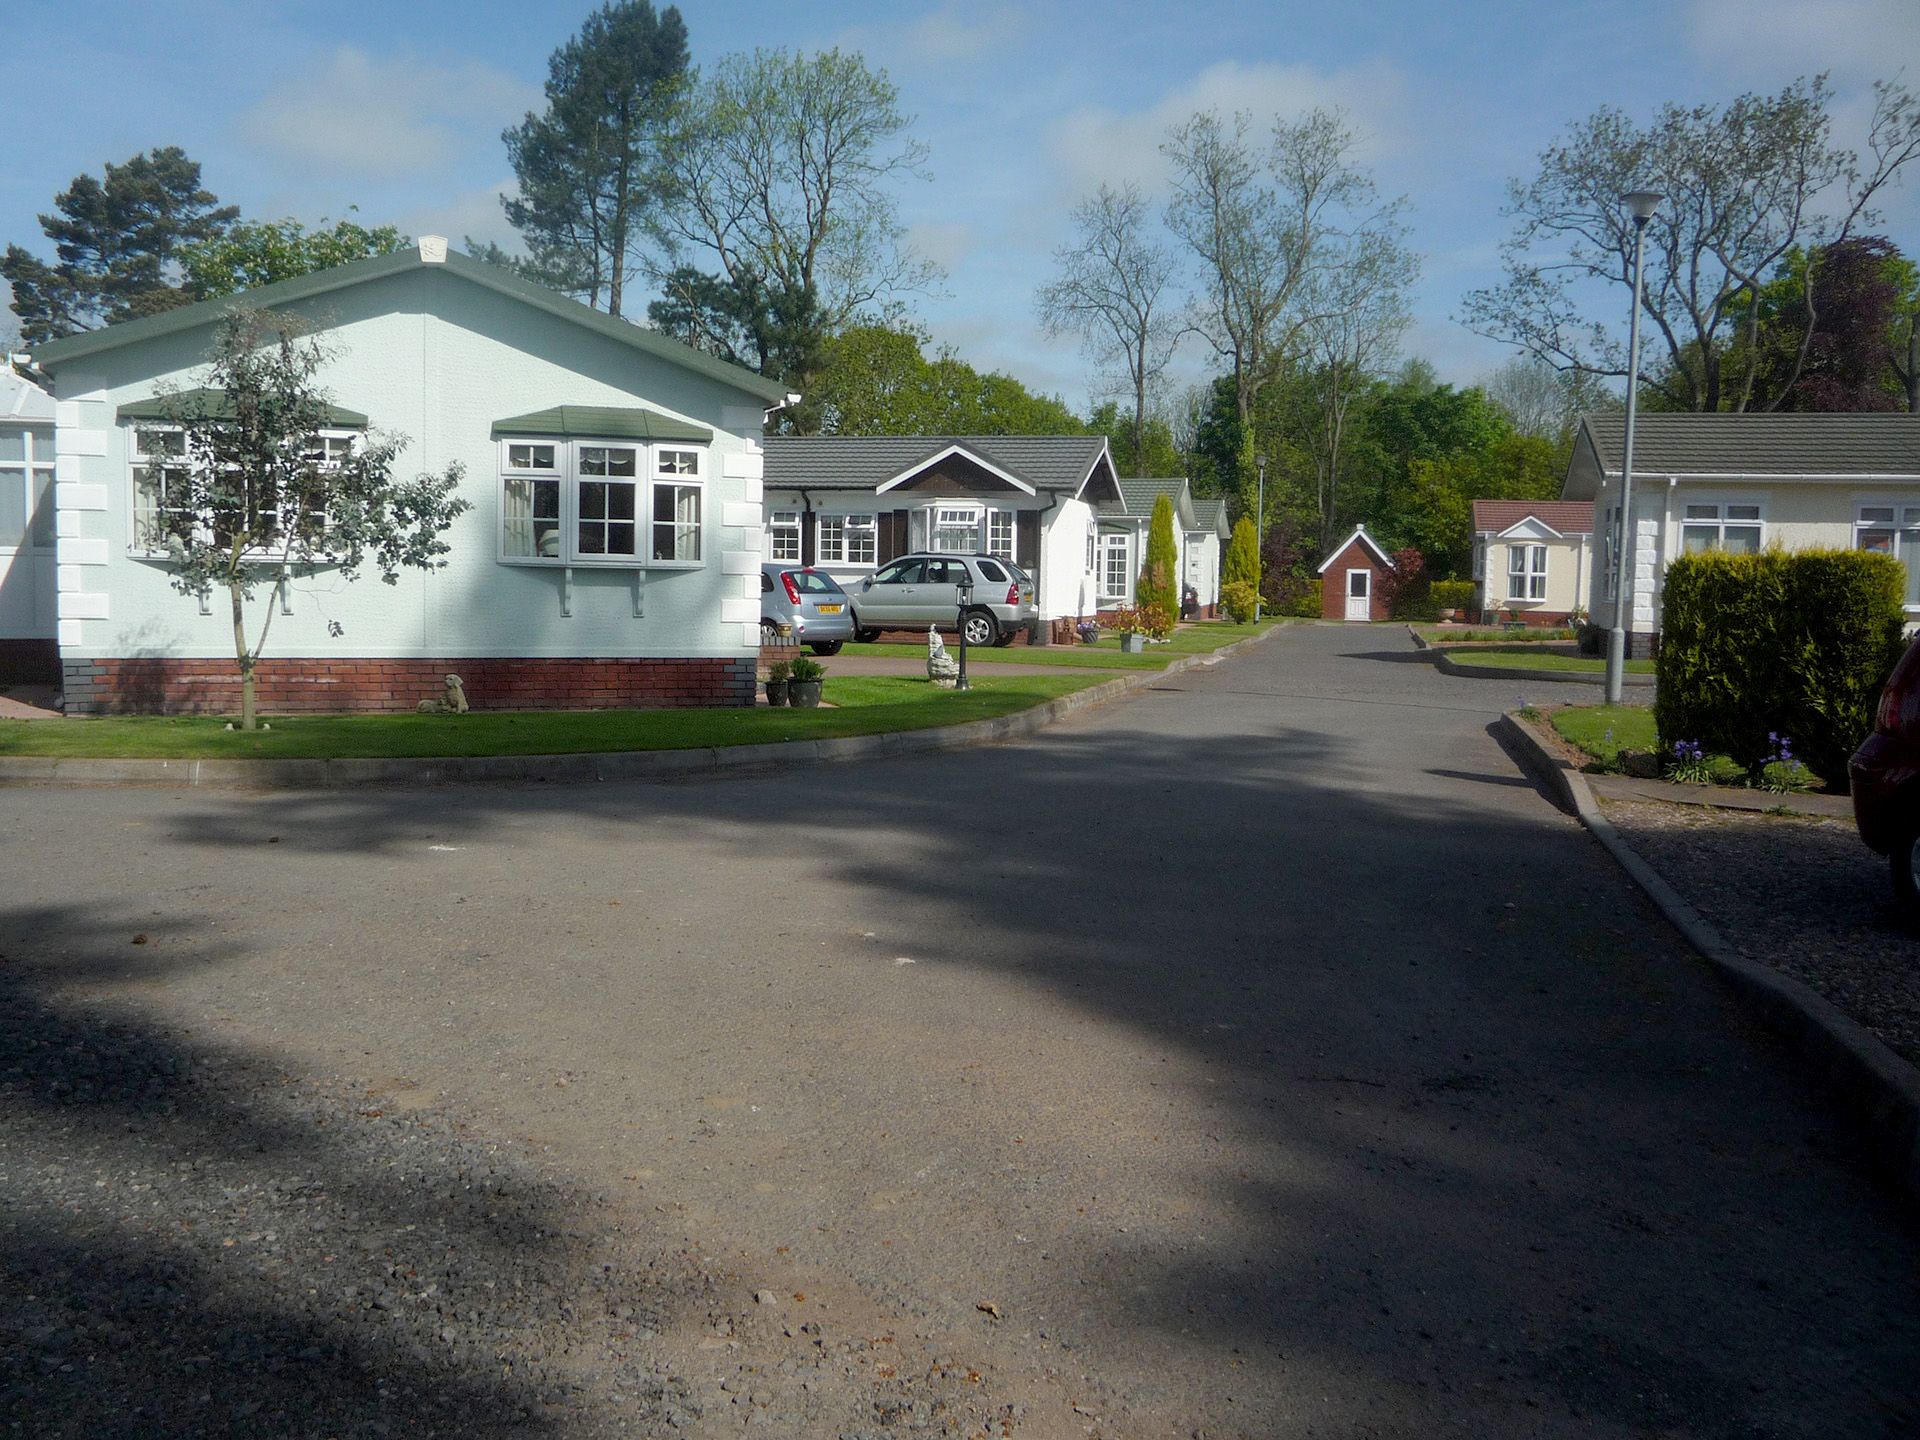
[1850,634,1920,909]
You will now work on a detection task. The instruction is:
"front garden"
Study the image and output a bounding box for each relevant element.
[846,617,1286,670]
[0,673,1101,761]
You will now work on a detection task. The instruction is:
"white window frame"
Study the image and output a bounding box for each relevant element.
[1506,543,1548,601]
[129,422,362,557]
[1856,500,1920,609]
[931,503,982,554]
[986,508,1015,560]
[1678,499,1763,556]
[767,508,801,563]
[1086,530,1096,574]
[816,510,878,566]
[1099,531,1131,599]
[0,425,55,554]
[1602,503,1620,601]
[496,438,708,569]
[576,442,644,561]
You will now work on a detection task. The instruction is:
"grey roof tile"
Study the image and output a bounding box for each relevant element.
[1580,412,1920,477]
[763,435,1110,493]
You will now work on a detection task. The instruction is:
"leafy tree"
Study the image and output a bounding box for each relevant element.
[3,147,237,342]
[1087,401,1180,477]
[502,0,689,316]
[139,309,469,730]
[1259,511,1316,615]
[179,215,408,299]
[1464,76,1920,411]
[1745,237,1920,411]
[1138,493,1179,631]
[812,325,1083,436]
[1037,183,1178,475]
[658,48,938,420]
[1223,514,1259,593]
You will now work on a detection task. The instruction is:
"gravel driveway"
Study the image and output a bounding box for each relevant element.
[1599,798,1920,1067]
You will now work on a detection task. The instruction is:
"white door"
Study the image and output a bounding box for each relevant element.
[1344,568,1371,622]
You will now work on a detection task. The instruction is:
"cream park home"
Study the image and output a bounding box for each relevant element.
[28,237,792,713]
[1562,412,1920,654]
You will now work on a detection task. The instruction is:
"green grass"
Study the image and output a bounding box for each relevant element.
[1445,647,1654,675]
[848,618,1284,669]
[1548,703,1657,766]
[1416,625,1577,643]
[0,674,1101,761]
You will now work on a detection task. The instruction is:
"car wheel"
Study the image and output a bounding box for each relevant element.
[851,614,880,644]
[962,609,999,648]
[759,618,781,645]
[1891,816,1920,913]
[810,641,843,656]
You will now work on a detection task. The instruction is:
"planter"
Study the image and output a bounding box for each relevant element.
[788,679,823,708]
[765,679,789,706]
[1119,633,1147,654]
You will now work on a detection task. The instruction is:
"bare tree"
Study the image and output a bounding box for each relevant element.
[1294,219,1417,548]
[1481,354,1616,440]
[1463,76,1920,411]
[1036,183,1178,476]
[1168,381,1214,479]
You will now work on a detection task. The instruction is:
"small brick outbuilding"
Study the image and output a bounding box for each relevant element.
[1317,524,1396,622]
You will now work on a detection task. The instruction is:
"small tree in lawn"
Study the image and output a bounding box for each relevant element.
[141,308,470,729]
[1137,493,1180,635]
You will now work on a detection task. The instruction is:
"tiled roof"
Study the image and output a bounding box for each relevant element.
[1472,499,1594,535]
[1580,413,1920,477]
[763,435,1110,492]
[1117,476,1186,516]
[1192,497,1229,533]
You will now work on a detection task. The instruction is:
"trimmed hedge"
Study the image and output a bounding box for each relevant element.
[1654,548,1907,786]
[1431,579,1475,613]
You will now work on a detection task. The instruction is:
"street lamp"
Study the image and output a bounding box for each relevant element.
[1253,451,1267,622]
[1606,188,1663,704]
[955,567,974,691]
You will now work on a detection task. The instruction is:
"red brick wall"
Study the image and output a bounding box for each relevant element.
[1320,541,1392,621]
[60,655,757,715]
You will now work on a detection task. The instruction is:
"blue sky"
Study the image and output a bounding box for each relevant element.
[5,0,1918,409]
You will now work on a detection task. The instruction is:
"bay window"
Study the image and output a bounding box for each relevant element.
[933,505,980,553]
[1506,543,1547,601]
[1857,503,1920,606]
[497,438,706,566]
[131,424,359,552]
[0,427,54,551]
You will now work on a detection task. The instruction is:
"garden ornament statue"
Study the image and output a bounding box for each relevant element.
[417,673,470,714]
[926,626,960,688]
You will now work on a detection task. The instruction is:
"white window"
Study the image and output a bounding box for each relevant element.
[1086,531,1096,573]
[1602,503,1620,600]
[130,424,358,553]
[497,440,706,566]
[1507,543,1548,601]
[1681,501,1762,555]
[933,505,980,553]
[767,509,801,562]
[816,511,877,565]
[1100,532,1131,598]
[986,508,1014,560]
[651,448,702,564]
[1857,503,1920,607]
[0,427,54,551]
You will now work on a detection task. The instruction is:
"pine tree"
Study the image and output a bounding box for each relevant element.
[1138,493,1180,633]
[1223,516,1259,590]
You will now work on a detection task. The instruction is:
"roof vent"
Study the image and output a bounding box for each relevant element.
[418,235,448,264]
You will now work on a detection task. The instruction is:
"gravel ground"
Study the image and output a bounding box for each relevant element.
[0,987,1036,1439]
[1600,798,1920,1066]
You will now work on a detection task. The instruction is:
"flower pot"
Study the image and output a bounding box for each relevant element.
[788,679,823,708]
[765,679,789,706]
[1119,633,1147,654]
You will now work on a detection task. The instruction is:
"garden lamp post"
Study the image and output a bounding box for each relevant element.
[1606,188,1663,705]
[1254,451,1267,622]
[955,567,973,691]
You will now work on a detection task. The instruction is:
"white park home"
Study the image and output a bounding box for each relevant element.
[761,435,1127,631]
[0,364,57,680]
[1100,478,1230,618]
[28,237,790,713]
[1562,413,1920,653]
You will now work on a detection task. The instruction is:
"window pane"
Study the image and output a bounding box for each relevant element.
[1725,504,1761,522]
[1507,547,1525,575]
[0,470,24,546]
[817,515,844,561]
[1860,506,1896,525]
[1683,504,1718,520]
[508,443,556,471]
[652,482,700,561]
[658,450,698,476]
[1902,531,1920,606]
[29,468,53,547]
[1860,528,1896,554]
[1721,525,1761,554]
[1682,525,1717,554]
[0,432,23,463]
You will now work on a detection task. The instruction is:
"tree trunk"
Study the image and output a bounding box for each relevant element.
[230,580,257,731]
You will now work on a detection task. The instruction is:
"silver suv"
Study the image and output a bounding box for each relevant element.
[849,552,1036,647]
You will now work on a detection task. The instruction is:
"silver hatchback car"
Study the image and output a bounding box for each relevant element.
[761,564,855,655]
[848,552,1036,647]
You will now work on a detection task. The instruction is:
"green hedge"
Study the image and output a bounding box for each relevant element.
[1655,548,1907,785]
[1431,579,1475,614]
[1287,578,1323,618]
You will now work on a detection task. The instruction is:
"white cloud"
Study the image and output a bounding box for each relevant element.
[1686,0,1920,80]
[904,219,974,272]
[1046,57,1410,200]
[242,48,538,182]
[838,4,1027,70]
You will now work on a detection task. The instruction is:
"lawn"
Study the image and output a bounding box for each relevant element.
[1416,625,1576,644]
[0,674,1102,761]
[847,618,1285,669]
[1548,703,1657,766]
[1448,647,1654,675]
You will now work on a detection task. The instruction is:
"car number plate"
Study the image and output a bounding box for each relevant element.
[817,603,843,613]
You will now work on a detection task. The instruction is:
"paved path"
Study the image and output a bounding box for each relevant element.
[2,623,1916,1437]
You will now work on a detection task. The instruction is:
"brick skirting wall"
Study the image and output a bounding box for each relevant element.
[60,656,758,715]
[0,639,59,684]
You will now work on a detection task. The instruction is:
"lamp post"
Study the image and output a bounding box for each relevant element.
[1606,188,1663,705]
[1253,451,1268,622]
[955,567,973,691]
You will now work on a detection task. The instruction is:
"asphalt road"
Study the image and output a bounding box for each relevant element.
[3,622,1917,1438]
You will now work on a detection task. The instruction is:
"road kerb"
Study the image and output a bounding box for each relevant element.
[1498,709,1920,1205]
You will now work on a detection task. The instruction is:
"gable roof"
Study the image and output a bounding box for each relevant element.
[1191,496,1231,537]
[1472,499,1594,536]
[27,242,792,406]
[1118,476,1186,516]
[1577,413,1920,479]
[763,434,1117,500]
[1,366,55,423]
[1316,523,1396,574]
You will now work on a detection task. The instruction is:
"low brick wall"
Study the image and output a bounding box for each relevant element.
[60,656,757,715]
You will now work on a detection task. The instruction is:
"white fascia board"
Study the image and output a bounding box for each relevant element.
[874,443,1036,496]
[1495,518,1565,541]
[1315,524,1395,575]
